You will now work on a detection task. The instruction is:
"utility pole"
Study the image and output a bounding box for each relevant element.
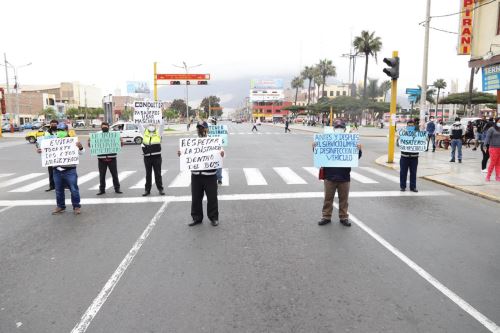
[420,0,431,128]
[3,53,10,121]
[173,62,202,122]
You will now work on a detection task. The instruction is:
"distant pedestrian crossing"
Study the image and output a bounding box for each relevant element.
[0,166,399,193]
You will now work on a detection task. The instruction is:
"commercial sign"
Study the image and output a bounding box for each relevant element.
[133,101,164,124]
[179,137,223,171]
[457,0,474,55]
[250,79,284,89]
[40,137,80,167]
[126,81,150,94]
[482,64,500,91]
[156,74,210,80]
[405,88,421,96]
[249,89,285,102]
[313,133,360,168]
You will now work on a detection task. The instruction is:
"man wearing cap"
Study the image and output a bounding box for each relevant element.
[139,122,165,196]
[315,120,362,227]
[178,121,224,226]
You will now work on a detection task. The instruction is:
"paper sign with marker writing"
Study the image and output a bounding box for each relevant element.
[90,132,121,156]
[208,124,228,146]
[133,101,163,125]
[323,126,334,133]
[398,130,427,152]
[40,137,80,167]
[179,137,223,171]
[313,133,359,168]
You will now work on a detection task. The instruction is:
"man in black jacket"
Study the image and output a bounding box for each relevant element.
[44,119,59,192]
[315,120,362,227]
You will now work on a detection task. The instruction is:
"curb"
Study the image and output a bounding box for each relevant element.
[262,124,388,137]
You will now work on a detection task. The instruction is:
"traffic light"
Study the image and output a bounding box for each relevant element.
[383,56,399,80]
[170,81,181,85]
[0,88,5,114]
[197,81,208,85]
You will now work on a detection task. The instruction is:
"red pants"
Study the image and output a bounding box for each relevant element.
[487,147,500,180]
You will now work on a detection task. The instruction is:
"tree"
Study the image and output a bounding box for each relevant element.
[380,80,391,102]
[317,59,336,98]
[291,76,304,105]
[121,107,133,121]
[366,79,381,101]
[200,96,221,116]
[170,99,190,117]
[313,66,324,103]
[415,86,436,105]
[163,109,178,121]
[353,30,382,100]
[40,107,57,121]
[88,107,103,119]
[300,66,315,105]
[433,79,447,117]
[66,108,80,119]
[439,92,496,114]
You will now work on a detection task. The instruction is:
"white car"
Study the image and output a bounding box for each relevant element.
[110,122,143,144]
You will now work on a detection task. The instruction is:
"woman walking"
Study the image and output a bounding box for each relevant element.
[480,119,494,173]
[484,117,500,181]
[465,121,475,148]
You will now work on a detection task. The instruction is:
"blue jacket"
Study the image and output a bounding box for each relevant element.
[426,121,436,135]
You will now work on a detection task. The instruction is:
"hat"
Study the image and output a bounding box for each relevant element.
[196,121,208,129]
[57,123,68,130]
[333,119,346,129]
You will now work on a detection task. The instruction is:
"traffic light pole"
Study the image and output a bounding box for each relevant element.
[388,51,398,163]
[153,62,158,101]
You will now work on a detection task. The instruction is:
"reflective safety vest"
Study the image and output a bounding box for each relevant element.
[142,129,162,156]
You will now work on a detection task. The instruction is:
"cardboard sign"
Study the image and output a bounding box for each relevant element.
[323,126,334,133]
[133,101,163,125]
[179,137,223,171]
[313,133,359,168]
[40,137,80,167]
[398,130,427,152]
[90,132,121,156]
[208,124,228,146]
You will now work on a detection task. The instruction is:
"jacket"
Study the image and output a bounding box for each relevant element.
[426,121,436,135]
[324,150,362,182]
[142,129,162,156]
[484,127,500,148]
[450,122,465,140]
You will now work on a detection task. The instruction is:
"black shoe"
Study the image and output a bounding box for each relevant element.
[432,149,435,152]
[210,219,219,226]
[425,149,428,152]
[400,188,406,192]
[159,190,165,196]
[142,191,150,197]
[96,191,105,195]
[188,220,202,226]
[217,180,223,185]
[458,159,462,163]
[318,218,331,226]
[45,187,55,192]
[115,190,123,194]
[410,188,418,193]
[339,219,352,227]
[450,159,455,163]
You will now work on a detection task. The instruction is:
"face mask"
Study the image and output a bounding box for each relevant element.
[57,131,68,138]
[102,127,109,132]
[407,126,415,131]
[333,128,345,133]
[148,126,156,132]
[50,125,57,130]
[497,123,500,127]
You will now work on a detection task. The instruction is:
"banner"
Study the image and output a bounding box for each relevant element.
[208,124,228,146]
[126,81,150,94]
[249,89,284,102]
[250,79,284,89]
[133,101,163,125]
[457,0,474,55]
[40,137,79,167]
[179,137,223,171]
[313,133,359,168]
[398,130,427,152]
[90,132,121,156]
[482,64,500,91]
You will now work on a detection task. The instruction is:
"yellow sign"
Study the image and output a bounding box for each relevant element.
[458,0,474,55]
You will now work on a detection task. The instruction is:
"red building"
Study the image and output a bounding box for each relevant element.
[252,101,292,122]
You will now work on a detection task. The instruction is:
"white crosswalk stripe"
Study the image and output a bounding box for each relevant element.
[303,167,319,178]
[78,171,100,185]
[243,168,267,185]
[130,170,167,189]
[273,167,307,184]
[10,178,50,192]
[0,173,15,178]
[168,170,191,187]
[360,167,400,183]
[0,173,45,188]
[350,171,379,184]
[89,171,137,190]
[221,168,229,186]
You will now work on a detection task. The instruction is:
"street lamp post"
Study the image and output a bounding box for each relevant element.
[1,59,32,126]
[173,62,202,122]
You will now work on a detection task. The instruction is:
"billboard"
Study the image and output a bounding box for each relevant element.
[482,64,500,91]
[250,79,284,89]
[126,81,151,94]
[249,89,284,102]
[457,0,474,55]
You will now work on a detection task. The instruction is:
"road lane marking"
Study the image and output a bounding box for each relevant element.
[89,171,137,190]
[0,190,451,207]
[0,173,15,178]
[350,171,379,184]
[273,167,307,184]
[78,172,100,185]
[130,170,167,189]
[71,201,169,333]
[303,166,319,178]
[221,168,229,186]
[360,166,400,183]
[0,173,45,188]
[0,206,13,213]
[336,203,500,333]
[10,178,49,192]
[168,170,191,187]
[243,168,267,185]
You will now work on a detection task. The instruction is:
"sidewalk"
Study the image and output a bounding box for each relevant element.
[263,123,390,137]
[376,147,500,203]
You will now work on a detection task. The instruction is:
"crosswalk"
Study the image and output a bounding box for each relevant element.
[168,132,307,136]
[0,166,401,193]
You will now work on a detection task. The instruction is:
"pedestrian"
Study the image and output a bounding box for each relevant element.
[465,121,475,148]
[473,116,487,151]
[450,117,465,163]
[480,118,494,173]
[484,117,500,181]
[285,118,291,133]
[399,119,420,192]
[315,120,362,227]
[42,119,59,192]
[252,119,258,132]
[179,121,224,226]
[88,122,123,195]
[38,123,85,215]
[425,116,436,152]
[140,122,165,196]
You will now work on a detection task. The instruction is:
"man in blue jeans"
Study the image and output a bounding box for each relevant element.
[450,117,465,163]
[425,116,436,152]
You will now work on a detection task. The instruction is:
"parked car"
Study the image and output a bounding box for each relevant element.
[31,122,44,130]
[110,122,143,144]
[73,120,86,127]
[25,125,76,144]
[22,122,34,130]
[235,119,242,124]
[2,123,23,132]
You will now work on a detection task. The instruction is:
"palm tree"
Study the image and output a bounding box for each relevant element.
[353,30,382,100]
[433,79,447,117]
[291,76,304,105]
[380,80,391,102]
[300,66,315,105]
[415,86,436,105]
[313,66,324,103]
[317,59,336,98]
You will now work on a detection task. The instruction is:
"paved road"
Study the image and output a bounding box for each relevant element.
[0,122,499,333]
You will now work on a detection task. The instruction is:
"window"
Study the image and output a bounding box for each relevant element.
[126,124,138,131]
[266,109,272,113]
[330,91,333,96]
[336,91,340,96]
[343,91,347,96]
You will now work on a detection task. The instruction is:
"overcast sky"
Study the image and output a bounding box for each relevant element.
[1,0,474,104]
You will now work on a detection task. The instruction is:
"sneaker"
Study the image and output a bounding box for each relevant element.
[210,219,219,226]
[339,219,352,227]
[318,218,331,226]
[486,178,491,182]
[481,169,487,173]
[73,207,81,215]
[458,159,462,163]
[52,207,65,215]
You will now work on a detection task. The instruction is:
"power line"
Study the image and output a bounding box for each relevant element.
[418,0,496,25]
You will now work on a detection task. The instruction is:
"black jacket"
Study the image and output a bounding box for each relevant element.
[324,150,362,182]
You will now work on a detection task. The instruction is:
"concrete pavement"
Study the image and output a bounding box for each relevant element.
[263,122,391,137]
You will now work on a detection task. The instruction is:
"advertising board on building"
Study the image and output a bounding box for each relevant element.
[127,81,151,94]
[457,0,474,55]
[249,89,285,102]
[482,63,500,91]
[250,79,284,90]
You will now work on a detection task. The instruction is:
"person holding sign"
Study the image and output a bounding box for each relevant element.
[42,119,59,192]
[313,120,362,227]
[178,121,225,227]
[140,122,165,196]
[398,119,423,192]
[38,123,85,215]
[88,122,123,195]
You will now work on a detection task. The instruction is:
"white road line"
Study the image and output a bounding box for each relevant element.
[221,168,229,186]
[0,173,15,178]
[303,167,319,178]
[335,203,500,333]
[273,167,307,185]
[360,166,400,183]
[243,168,267,185]
[130,170,167,189]
[70,201,169,333]
[350,171,379,184]
[10,178,50,192]
[0,173,45,189]
[168,170,191,187]
[0,206,13,213]
[89,171,136,190]
[0,190,451,207]
[78,172,100,185]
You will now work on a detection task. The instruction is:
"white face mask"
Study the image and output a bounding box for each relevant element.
[496,123,500,127]
[148,126,156,132]
[333,128,345,133]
